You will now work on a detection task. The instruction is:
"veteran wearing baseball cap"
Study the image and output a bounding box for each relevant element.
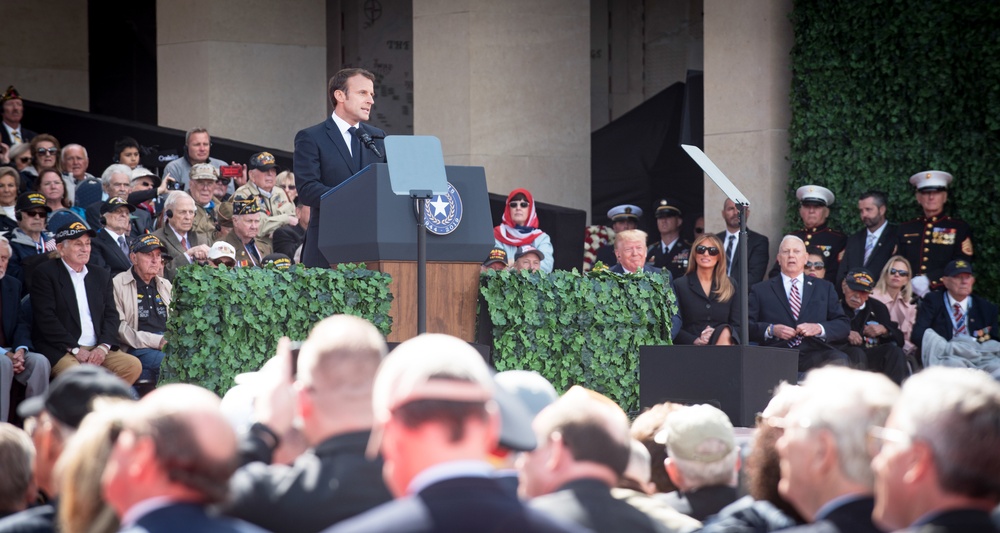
[769,185,846,283]
[912,260,999,354]
[896,170,973,294]
[834,268,907,383]
[223,197,271,267]
[29,221,142,385]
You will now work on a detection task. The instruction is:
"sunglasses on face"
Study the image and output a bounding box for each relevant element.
[23,210,47,218]
[17,156,31,164]
[695,245,720,256]
[283,184,296,191]
[36,148,58,156]
[509,201,529,209]
[889,268,910,277]
[804,261,825,269]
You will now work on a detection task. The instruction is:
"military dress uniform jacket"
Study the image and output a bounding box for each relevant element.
[896,214,973,290]
[769,224,846,283]
[647,239,691,281]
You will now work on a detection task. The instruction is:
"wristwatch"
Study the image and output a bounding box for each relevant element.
[71,347,81,355]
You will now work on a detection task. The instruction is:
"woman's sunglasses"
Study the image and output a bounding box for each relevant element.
[695,245,719,256]
[36,148,58,156]
[804,261,825,269]
[509,201,529,209]
[889,268,910,277]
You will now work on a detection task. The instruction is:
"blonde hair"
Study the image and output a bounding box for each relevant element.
[685,233,735,303]
[874,255,913,302]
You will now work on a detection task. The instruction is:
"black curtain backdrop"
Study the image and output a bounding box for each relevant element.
[591,71,704,244]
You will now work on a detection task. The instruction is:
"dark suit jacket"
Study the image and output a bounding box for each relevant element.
[29,257,121,365]
[903,508,999,533]
[225,431,392,533]
[529,478,665,533]
[748,275,851,346]
[0,275,32,350]
[0,127,35,149]
[610,263,668,281]
[671,274,740,344]
[153,225,206,282]
[836,223,898,286]
[0,503,54,532]
[717,229,770,286]
[294,118,386,268]
[659,485,739,522]
[88,229,132,277]
[271,224,305,260]
[328,476,584,533]
[912,290,999,348]
[122,502,265,533]
[781,496,883,533]
[839,297,905,347]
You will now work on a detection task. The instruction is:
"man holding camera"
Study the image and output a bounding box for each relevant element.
[235,152,296,251]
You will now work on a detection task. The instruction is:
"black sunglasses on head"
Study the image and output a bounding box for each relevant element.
[695,245,719,256]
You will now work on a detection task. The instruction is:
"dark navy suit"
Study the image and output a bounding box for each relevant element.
[836,223,898,287]
[325,476,584,533]
[780,496,883,533]
[294,117,386,267]
[748,274,851,371]
[121,502,265,533]
[912,290,999,348]
[88,229,132,277]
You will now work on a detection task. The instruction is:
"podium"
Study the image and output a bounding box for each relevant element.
[319,163,495,342]
[639,345,798,427]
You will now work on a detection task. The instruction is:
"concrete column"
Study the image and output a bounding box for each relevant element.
[156,0,327,152]
[703,0,793,256]
[413,0,591,216]
[0,0,88,111]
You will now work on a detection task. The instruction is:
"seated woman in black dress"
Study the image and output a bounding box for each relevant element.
[671,233,739,345]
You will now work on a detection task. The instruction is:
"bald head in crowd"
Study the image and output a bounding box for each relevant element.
[871,367,1000,531]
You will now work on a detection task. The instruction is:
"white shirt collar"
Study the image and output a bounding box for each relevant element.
[867,220,888,240]
[330,112,358,135]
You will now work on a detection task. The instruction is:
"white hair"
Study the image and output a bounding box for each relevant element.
[61,144,88,160]
[667,444,740,489]
[100,164,132,187]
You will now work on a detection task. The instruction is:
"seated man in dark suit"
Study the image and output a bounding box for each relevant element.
[835,190,898,287]
[718,198,769,285]
[327,334,581,533]
[912,259,999,353]
[777,367,899,533]
[749,235,850,373]
[88,197,134,277]
[101,384,265,532]
[518,385,665,533]
[224,315,393,533]
[834,268,908,384]
[29,221,141,384]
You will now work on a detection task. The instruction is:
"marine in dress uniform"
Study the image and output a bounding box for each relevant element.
[595,204,642,267]
[646,198,690,280]
[896,171,973,293]
[770,185,846,283]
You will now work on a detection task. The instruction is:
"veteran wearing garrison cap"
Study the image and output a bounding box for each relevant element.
[769,185,846,283]
[595,204,643,267]
[647,198,690,280]
[1,85,35,147]
[223,197,272,267]
[896,170,973,295]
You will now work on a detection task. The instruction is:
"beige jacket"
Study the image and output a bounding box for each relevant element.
[112,269,172,350]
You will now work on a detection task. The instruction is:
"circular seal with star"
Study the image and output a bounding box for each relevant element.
[423,182,463,235]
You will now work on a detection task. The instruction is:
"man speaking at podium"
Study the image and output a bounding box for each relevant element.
[294,68,387,268]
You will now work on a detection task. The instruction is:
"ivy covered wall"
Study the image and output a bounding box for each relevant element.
[788,1,1000,299]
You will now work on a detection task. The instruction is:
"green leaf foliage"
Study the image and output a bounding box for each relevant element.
[480,267,676,413]
[163,263,392,395]
[788,1,1000,301]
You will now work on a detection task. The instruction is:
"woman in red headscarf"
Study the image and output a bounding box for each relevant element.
[493,188,554,272]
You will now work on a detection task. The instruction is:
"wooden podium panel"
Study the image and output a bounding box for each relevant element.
[366,261,481,343]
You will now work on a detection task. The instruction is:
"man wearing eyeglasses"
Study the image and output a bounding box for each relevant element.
[235,152,296,251]
[0,86,35,148]
[774,366,899,533]
[870,367,1000,533]
[836,190,898,288]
